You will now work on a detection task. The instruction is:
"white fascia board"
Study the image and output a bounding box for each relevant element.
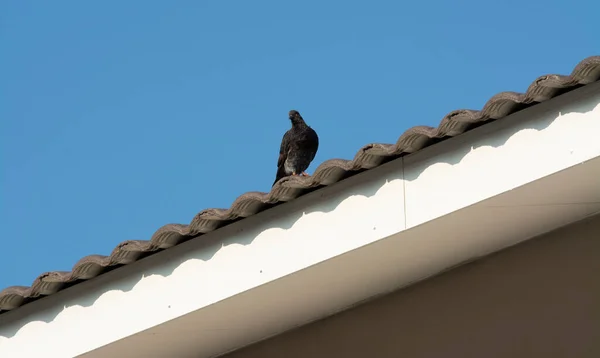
[0,154,407,357]
[404,82,600,227]
[85,157,600,358]
[0,82,598,358]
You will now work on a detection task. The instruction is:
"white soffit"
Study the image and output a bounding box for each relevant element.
[84,156,600,358]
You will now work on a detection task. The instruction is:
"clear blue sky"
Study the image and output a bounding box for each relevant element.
[1,1,597,289]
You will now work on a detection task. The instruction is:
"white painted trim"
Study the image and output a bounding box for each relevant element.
[0,158,407,357]
[86,160,600,358]
[404,82,600,227]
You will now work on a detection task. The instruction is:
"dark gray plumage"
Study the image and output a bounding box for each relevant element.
[272,110,319,187]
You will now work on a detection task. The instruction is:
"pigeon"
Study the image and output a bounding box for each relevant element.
[272,110,319,187]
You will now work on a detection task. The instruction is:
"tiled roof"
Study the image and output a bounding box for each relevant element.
[1,55,599,314]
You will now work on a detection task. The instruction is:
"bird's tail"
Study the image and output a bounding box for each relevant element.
[272,165,287,187]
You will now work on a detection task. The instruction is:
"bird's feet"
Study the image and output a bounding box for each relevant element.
[300,172,310,177]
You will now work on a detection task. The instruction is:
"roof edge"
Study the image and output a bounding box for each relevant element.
[1,55,599,313]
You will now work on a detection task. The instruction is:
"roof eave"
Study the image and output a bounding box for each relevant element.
[1,83,599,357]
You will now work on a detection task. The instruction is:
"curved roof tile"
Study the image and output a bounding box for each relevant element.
[1,55,599,313]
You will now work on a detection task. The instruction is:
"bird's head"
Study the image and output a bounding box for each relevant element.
[289,109,306,126]
[289,110,306,127]
[288,110,301,120]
